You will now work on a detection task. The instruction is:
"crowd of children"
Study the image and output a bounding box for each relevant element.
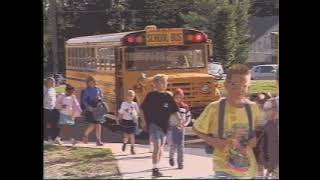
[44,64,279,179]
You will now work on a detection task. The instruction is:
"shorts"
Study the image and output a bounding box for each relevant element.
[149,123,166,145]
[120,119,136,134]
[59,113,75,125]
[44,108,59,124]
[84,111,103,124]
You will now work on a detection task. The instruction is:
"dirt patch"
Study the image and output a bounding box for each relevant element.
[44,144,120,179]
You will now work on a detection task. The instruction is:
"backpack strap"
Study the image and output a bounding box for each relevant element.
[218,98,227,139]
[217,99,254,139]
[244,103,253,135]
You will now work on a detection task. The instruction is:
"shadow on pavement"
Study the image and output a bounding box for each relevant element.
[116,155,152,161]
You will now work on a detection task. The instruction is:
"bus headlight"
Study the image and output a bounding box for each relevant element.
[200,84,210,93]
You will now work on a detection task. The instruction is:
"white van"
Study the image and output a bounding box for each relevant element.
[251,64,278,80]
[208,62,226,80]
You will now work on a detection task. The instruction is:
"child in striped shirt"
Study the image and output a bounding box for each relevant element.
[167,88,191,169]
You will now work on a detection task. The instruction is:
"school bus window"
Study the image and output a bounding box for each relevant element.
[81,48,84,57]
[69,48,73,58]
[97,48,115,71]
[75,57,78,68]
[86,48,89,58]
[78,48,81,57]
[125,45,205,71]
[81,57,85,69]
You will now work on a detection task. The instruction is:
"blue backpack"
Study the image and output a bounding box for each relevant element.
[204,98,254,154]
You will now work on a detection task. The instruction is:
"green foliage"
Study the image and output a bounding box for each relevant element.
[43,0,257,72]
[181,0,251,68]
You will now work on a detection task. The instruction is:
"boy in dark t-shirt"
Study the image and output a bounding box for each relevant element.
[141,74,182,177]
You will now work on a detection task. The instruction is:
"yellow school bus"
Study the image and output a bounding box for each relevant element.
[65,25,221,125]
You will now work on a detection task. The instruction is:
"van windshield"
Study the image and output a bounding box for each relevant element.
[125,45,205,71]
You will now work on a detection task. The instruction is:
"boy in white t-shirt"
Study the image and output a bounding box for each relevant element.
[117,90,139,154]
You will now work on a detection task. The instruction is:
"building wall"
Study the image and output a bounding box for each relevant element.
[247,17,279,66]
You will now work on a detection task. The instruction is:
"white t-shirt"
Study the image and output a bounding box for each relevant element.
[60,96,74,116]
[262,96,279,123]
[169,106,192,126]
[43,86,56,110]
[118,101,140,121]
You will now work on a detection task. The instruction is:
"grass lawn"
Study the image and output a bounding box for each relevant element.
[44,144,120,179]
[56,80,278,97]
[55,85,65,94]
[217,80,278,97]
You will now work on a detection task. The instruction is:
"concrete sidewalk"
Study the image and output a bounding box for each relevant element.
[61,142,215,179]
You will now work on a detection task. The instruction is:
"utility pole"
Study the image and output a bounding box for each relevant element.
[49,0,58,74]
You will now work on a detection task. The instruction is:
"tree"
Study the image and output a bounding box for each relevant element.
[233,0,251,64]
[214,4,237,67]
[138,0,197,28]
[106,0,131,32]
[181,0,251,67]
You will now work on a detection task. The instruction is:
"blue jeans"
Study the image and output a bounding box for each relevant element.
[167,126,185,165]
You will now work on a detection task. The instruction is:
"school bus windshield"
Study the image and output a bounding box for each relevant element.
[125,45,205,71]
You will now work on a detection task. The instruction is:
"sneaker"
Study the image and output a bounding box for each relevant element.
[130,146,136,155]
[122,143,127,152]
[152,168,163,177]
[96,141,104,146]
[54,137,62,145]
[82,136,88,144]
[48,139,54,145]
[169,158,174,166]
[178,164,184,169]
[70,138,77,146]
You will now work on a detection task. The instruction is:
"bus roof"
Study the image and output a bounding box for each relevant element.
[66,30,143,45]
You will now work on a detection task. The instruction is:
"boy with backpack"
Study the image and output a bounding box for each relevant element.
[193,64,262,179]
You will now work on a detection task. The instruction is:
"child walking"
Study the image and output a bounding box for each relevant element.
[55,84,82,145]
[43,77,60,144]
[167,88,191,169]
[118,90,140,155]
[140,74,182,177]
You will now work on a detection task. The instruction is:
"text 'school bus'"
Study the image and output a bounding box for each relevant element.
[65,25,221,128]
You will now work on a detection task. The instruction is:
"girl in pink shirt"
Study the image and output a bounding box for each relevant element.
[55,84,82,145]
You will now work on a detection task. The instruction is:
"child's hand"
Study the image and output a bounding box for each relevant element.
[207,137,228,150]
[179,122,185,129]
[248,138,257,148]
[143,125,148,132]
